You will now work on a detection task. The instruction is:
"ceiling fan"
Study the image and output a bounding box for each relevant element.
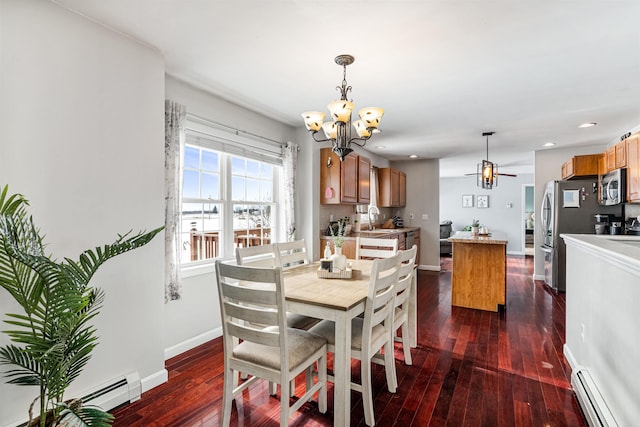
[465,131,516,189]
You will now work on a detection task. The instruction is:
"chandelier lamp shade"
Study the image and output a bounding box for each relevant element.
[478,132,498,189]
[301,54,384,161]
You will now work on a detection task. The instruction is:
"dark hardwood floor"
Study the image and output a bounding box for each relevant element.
[110,256,587,426]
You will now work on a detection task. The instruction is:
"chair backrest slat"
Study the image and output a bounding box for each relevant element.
[356,237,398,260]
[235,244,278,267]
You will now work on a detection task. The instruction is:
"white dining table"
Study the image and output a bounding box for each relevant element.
[282,259,417,427]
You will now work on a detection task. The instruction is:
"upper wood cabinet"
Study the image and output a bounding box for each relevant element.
[626,133,640,203]
[561,154,599,180]
[378,167,407,207]
[320,148,371,204]
[603,140,627,173]
[358,156,371,205]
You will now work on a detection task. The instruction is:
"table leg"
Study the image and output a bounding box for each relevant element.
[333,310,352,427]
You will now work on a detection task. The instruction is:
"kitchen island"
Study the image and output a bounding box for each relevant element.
[449,231,508,312]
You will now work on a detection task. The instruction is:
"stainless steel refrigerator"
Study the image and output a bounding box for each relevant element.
[540,179,620,291]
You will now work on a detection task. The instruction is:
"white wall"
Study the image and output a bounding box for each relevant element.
[533,144,607,279]
[439,174,534,254]
[393,159,441,270]
[0,1,165,424]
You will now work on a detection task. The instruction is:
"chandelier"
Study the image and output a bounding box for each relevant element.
[301,54,384,161]
[478,132,498,189]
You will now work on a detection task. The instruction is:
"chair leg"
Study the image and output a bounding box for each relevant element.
[362,356,375,426]
[269,381,277,395]
[317,353,327,413]
[401,322,412,365]
[280,377,290,427]
[222,367,234,427]
[384,339,398,392]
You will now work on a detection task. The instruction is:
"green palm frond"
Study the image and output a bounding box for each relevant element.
[0,185,162,426]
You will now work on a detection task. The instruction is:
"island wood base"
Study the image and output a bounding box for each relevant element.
[450,235,507,312]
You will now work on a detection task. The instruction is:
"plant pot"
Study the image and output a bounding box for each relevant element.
[471,226,479,235]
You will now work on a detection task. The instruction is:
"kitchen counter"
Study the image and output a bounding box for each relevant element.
[448,230,508,245]
[449,231,508,312]
[320,227,420,261]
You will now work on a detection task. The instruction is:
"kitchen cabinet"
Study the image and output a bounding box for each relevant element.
[378,168,407,207]
[604,141,627,173]
[627,133,640,203]
[561,154,599,180]
[320,148,371,204]
[358,155,371,205]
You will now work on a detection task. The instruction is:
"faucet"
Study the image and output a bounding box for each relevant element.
[367,206,380,230]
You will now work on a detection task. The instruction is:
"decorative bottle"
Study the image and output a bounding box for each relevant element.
[324,242,332,259]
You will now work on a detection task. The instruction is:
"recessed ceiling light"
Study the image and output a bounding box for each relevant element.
[376,145,386,149]
[543,142,556,147]
[578,122,597,128]
[409,154,418,159]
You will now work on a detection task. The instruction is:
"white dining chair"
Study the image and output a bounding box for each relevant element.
[235,244,317,331]
[275,239,311,270]
[309,254,401,426]
[215,261,328,427]
[355,236,398,260]
[389,244,417,367]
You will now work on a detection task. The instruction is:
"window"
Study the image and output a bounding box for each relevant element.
[180,119,282,266]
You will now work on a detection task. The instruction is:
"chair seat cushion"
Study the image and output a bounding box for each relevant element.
[308,318,386,351]
[233,327,326,371]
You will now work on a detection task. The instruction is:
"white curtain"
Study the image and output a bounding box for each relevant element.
[165,100,186,302]
[282,142,298,241]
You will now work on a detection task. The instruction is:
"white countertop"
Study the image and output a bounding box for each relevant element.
[561,234,640,276]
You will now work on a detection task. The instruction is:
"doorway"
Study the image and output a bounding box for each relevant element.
[523,184,535,256]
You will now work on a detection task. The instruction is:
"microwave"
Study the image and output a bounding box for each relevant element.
[599,168,626,205]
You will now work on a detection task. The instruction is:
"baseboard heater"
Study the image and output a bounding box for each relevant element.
[82,371,141,411]
[572,369,618,427]
[15,372,140,427]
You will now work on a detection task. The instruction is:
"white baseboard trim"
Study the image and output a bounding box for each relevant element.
[563,343,578,371]
[533,273,545,281]
[141,369,168,395]
[164,327,222,360]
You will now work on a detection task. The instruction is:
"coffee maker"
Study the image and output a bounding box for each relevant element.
[594,214,612,234]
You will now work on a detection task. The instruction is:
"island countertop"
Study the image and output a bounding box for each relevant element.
[448,231,508,245]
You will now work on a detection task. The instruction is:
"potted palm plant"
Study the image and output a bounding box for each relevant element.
[0,185,163,426]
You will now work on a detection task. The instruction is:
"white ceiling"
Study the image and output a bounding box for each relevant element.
[52,0,640,177]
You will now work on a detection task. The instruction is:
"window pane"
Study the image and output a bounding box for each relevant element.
[201,150,219,173]
[260,163,273,178]
[246,178,260,202]
[184,146,199,169]
[260,181,272,202]
[231,157,245,175]
[181,202,221,262]
[183,170,200,198]
[232,176,245,200]
[201,172,219,199]
[246,160,260,178]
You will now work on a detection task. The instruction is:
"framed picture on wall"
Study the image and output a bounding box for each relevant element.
[462,194,474,208]
[477,195,489,208]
